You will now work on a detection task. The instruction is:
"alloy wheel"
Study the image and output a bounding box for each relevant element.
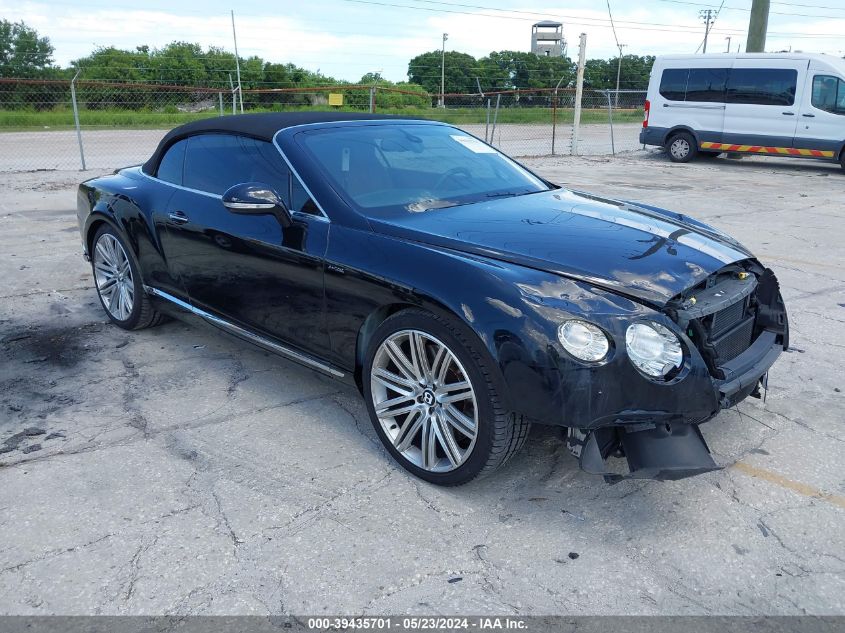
[93,233,135,321]
[370,329,478,472]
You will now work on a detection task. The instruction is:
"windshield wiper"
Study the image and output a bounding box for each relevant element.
[485,190,534,199]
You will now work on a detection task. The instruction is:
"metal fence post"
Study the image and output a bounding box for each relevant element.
[219,92,224,115]
[571,33,587,156]
[485,98,490,143]
[604,90,616,155]
[369,86,376,113]
[70,70,87,171]
[490,94,500,147]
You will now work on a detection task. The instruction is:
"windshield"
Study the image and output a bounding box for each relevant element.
[295,123,551,218]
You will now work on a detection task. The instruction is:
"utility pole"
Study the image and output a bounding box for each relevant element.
[440,32,448,108]
[614,43,627,108]
[699,9,714,54]
[725,36,731,53]
[231,10,244,113]
[746,0,770,53]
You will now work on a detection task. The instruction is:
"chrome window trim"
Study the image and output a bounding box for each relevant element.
[143,285,344,378]
[139,169,221,200]
[271,132,330,221]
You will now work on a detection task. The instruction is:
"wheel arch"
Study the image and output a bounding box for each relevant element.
[663,125,700,147]
[353,299,495,393]
[354,302,418,391]
[84,212,123,259]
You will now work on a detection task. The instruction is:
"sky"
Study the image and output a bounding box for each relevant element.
[2,0,845,82]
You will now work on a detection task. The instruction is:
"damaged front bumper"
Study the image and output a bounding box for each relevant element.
[567,329,784,483]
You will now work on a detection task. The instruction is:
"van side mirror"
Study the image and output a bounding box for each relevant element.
[222,182,291,226]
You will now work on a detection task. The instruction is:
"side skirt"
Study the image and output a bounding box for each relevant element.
[143,285,345,379]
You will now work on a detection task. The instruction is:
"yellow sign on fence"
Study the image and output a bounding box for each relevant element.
[328,93,344,107]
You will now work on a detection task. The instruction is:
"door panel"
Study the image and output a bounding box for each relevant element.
[162,189,331,357]
[794,71,845,154]
[722,61,805,146]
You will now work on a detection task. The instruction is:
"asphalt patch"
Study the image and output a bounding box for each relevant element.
[1,322,105,369]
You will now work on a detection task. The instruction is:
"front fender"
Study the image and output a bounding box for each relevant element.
[324,225,712,426]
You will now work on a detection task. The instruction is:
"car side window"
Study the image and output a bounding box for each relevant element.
[811,75,845,115]
[659,69,688,101]
[726,68,797,106]
[290,178,321,216]
[156,139,187,185]
[182,134,290,198]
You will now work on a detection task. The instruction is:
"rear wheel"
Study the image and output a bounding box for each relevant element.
[91,225,164,330]
[840,151,845,171]
[666,132,698,163]
[362,309,530,486]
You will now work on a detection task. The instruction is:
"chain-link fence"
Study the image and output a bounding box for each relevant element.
[0,78,646,172]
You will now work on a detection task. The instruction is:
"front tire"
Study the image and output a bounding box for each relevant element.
[91,225,164,330]
[666,132,698,163]
[362,309,530,486]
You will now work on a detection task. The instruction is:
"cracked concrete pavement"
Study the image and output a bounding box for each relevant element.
[0,150,843,615]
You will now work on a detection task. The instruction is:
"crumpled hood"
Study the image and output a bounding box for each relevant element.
[368,188,753,306]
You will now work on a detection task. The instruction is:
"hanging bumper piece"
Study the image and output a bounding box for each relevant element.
[569,423,721,484]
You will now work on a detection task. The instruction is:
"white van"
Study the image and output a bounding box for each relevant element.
[640,53,845,170]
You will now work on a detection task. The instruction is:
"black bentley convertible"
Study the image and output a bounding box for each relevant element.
[77,112,788,485]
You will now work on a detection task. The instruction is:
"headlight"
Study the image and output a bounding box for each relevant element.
[625,322,683,378]
[558,320,610,362]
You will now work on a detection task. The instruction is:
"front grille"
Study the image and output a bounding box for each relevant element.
[710,299,747,337]
[678,279,759,376]
[711,316,755,362]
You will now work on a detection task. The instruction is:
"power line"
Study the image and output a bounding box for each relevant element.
[340,0,845,37]
[656,0,845,19]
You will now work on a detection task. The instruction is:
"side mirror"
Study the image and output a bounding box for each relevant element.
[222,182,291,225]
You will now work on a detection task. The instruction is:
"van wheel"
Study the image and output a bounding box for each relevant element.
[666,132,697,163]
[840,151,845,171]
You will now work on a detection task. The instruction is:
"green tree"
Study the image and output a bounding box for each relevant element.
[147,42,207,85]
[0,19,55,78]
[408,50,479,95]
[584,54,654,90]
[74,46,150,83]
[478,51,574,91]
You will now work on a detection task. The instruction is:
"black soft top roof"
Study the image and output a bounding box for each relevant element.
[142,111,411,175]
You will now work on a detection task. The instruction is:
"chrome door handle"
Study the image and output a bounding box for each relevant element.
[168,211,189,225]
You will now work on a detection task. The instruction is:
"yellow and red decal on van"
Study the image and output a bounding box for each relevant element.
[700,142,835,158]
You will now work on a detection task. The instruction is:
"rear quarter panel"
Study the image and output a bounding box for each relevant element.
[77,169,183,297]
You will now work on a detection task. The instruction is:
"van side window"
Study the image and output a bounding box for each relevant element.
[659,69,688,101]
[726,68,797,106]
[686,68,728,102]
[811,75,845,115]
